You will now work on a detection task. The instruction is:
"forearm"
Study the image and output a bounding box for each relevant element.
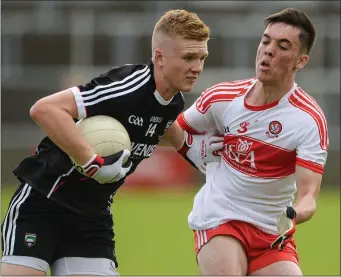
[158,136,172,147]
[30,103,94,165]
[293,194,317,224]
[160,121,185,150]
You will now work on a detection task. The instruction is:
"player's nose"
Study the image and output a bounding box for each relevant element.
[264,45,274,57]
[191,59,204,73]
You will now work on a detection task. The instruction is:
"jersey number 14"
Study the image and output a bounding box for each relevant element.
[145,123,157,137]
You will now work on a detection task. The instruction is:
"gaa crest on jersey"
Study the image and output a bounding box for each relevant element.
[266,121,282,138]
[128,115,144,127]
[24,233,36,248]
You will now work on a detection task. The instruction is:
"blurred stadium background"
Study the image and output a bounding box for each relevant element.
[1,1,340,275]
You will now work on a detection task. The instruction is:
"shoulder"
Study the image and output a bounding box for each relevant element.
[204,77,257,91]
[288,86,327,122]
[288,86,328,149]
[196,77,256,113]
[104,63,152,82]
[77,62,154,97]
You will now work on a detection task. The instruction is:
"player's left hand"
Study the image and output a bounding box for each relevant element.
[271,206,297,250]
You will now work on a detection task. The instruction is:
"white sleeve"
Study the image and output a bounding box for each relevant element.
[70,86,86,119]
[177,80,246,134]
[296,121,329,174]
[69,64,151,119]
[177,89,218,134]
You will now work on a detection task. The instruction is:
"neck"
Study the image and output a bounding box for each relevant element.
[250,79,295,105]
[153,66,178,101]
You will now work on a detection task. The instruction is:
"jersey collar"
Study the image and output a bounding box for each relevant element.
[154,90,173,106]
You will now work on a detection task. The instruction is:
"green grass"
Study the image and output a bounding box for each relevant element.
[295,190,340,275]
[1,185,340,275]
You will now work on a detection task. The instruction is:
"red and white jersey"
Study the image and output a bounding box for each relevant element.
[177,78,329,234]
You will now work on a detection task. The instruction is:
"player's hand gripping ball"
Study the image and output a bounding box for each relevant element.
[72,115,132,180]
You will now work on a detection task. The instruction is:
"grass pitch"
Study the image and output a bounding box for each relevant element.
[1,185,340,275]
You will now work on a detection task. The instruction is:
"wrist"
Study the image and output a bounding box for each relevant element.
[81,154,104,176]
[293,195,316,224]
[73,149,97,166]
[81,154,98,167]
[285,206,297,230]
[286,206,297,219]
[177,132,193,156]
[177,131,186,151]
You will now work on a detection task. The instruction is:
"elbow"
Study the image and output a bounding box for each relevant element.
[305,208,316,223]
[308,195,317,215]
[30,98,49,122]
[29,102,38,121]
[306,197,317,221]
[295,195,317,224]
[310,200,317,218]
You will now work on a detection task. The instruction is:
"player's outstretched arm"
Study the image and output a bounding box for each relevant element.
[293,165,322,224]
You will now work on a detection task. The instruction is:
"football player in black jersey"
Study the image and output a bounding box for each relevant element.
[1,9,218,276]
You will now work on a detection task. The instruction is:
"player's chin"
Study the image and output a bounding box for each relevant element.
[180,82,195,92]
[180,87,193,93]
[256,72,272,83]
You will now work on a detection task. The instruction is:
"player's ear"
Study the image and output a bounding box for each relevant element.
[154,48,164,68]
[294,54,309,71]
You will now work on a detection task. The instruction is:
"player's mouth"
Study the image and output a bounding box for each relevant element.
[187,77,197,83]
[260,60,270,69]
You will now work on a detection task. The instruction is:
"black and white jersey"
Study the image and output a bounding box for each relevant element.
[13,61,185,215]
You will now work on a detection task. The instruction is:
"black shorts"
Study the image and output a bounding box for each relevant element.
[1,182,118,268]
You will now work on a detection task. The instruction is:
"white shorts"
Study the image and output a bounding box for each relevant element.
[1,256,119,276]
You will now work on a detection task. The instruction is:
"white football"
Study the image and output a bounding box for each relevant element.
[76,115,131,157]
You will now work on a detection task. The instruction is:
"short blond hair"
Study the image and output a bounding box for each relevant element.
[154,9,210,41]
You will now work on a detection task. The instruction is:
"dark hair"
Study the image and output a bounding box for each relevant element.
[264,8,316,54]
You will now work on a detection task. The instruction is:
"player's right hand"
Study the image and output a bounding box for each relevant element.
[178,131,224,174]
[81,150,132,184]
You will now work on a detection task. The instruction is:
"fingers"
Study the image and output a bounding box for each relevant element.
[208,135,224,144]
[271,239,278,249]
[123,161,133,172]
[278,236,288,251]
[210,141,224,152]
[122,149,131,157]
[120,150,132,173]
[271,235,289,251]
[119,149,131,162]
[208,136,224,156]
[279,238,285,251]
[271,236,282,249]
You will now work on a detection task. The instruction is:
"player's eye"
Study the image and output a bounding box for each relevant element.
[184,56,194,61]
[279,45,288,50]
